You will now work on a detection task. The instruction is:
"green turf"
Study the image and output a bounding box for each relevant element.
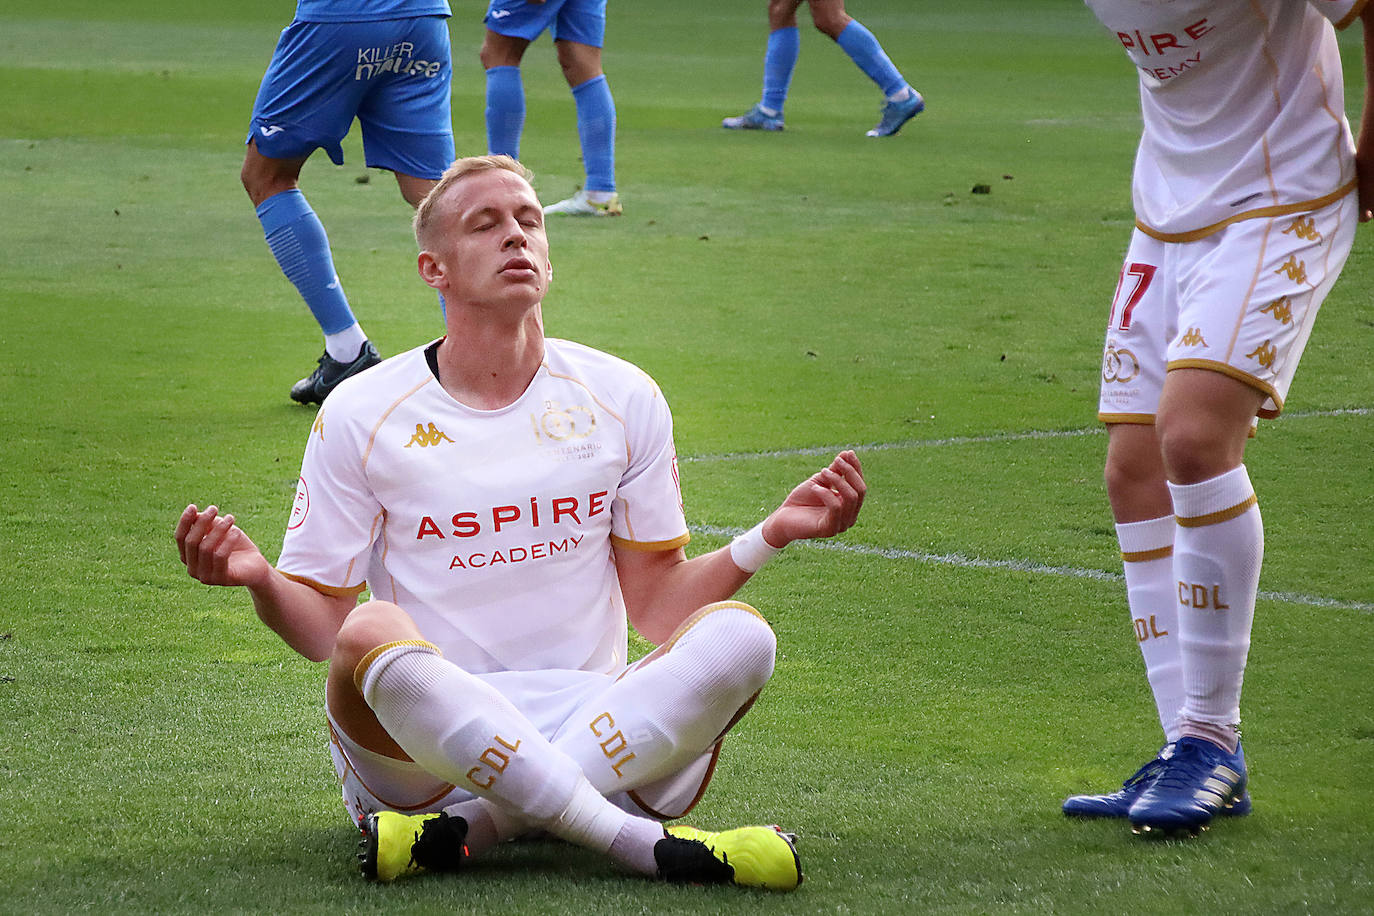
[1,1,1371,912]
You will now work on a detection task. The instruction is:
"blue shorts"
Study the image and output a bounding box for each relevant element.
[247,16,454,179]
[483,0,607,47]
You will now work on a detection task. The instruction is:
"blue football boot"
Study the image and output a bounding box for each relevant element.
[1128,737,1249,836]
[1063,750,1168,818]
[722,104,784,132]
[1064,743,1253,820]
[865,90,925,137]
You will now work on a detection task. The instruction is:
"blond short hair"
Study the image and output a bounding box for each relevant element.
[413,155,535,247]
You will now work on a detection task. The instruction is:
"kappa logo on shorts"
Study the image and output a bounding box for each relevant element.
[489,8,512,17]
[1282,216,1322,243]
[1260,296,1294,325]
[405,422,455,448]
[1177,327,1207,348]
[258,125,284,137]
[1102,345,1140,384]
[1246,340,1277,370]
[1274,256,1307,284]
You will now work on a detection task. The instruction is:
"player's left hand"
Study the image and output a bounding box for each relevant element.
[762,450,866,547]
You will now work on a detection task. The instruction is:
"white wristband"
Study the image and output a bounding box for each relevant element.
[729,522,783,573]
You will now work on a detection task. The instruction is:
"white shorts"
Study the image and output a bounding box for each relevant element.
[327,666,719,825]
[1098,191,1357,422]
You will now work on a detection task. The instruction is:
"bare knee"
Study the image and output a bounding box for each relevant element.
[1156,421,1242,485]
[480,30,526,70]
[555,41,602,87]
[1154,368,1262,485]
[394,173,436,209]
[808,0,852,38]
[1104,424,1170,521]
[332,600,423,673]
[768,0,802,30]
[241,143,303,207]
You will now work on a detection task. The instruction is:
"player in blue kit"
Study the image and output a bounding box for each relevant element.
[480,0,622,216]
[243,0,455,404]
[722,0,924,137]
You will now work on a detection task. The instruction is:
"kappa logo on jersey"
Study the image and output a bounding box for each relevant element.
[532,400,596,443]
[312,413,324,442]
[1260,297,1294,326]
[405,422,454,448]
[1102,344,1140,384]
[1177,327,1207,348]
[1282,216,1322,243]
[1275,256,1308,284]
[258,125,284,137]
[1246,340,1277,370]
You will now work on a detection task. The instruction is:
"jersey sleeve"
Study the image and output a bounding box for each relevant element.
[275,407,383,594]
[1308,0,1367,29]
[610,371,690,551]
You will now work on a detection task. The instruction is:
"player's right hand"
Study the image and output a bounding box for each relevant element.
[175,504,272,588]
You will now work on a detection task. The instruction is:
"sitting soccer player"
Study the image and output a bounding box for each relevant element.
[722,0,924,137]
[175,155,867,889]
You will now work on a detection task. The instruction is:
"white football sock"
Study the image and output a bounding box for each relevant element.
[553,602,776,794]
[324,322,368,362]
[1116,515,1183,743]
[441,797,524,857]
[1169,466,1262,752]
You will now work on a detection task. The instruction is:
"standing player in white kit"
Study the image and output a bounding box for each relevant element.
[176,154,867,888]
[1064,0,1373,835]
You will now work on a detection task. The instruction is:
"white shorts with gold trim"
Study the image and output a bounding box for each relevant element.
[1098,191,1357,423]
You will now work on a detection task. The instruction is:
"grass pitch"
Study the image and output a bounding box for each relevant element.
[1,1,1371,913]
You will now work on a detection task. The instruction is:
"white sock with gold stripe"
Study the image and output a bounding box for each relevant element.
[1168,465,1262,752]
[1116,515,1182,743]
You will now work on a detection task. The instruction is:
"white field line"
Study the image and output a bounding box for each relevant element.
[679,406,1371,465]
[684,407,1374,614]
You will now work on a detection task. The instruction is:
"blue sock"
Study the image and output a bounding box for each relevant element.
[485,65,525,158]
[836,20,907,98]
[572,75,616,193]
[761,26,800,114]
[256,189,356,336]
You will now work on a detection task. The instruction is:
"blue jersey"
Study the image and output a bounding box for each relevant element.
[295,0,450,23]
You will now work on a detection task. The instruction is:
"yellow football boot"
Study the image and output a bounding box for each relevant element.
[656,824,802,891]
[357,811,468,882]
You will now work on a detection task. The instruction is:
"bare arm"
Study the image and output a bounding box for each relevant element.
[616,450,866,644]
[174,504,355,662]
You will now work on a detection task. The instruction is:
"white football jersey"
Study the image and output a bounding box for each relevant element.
[276,338,690,676]
[1084,0,1362,239]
